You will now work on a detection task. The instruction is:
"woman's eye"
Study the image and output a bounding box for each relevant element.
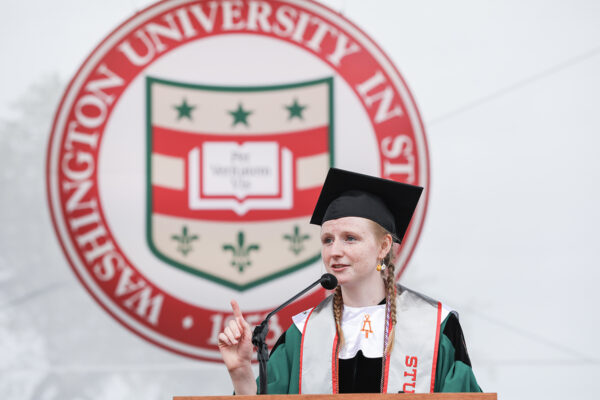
[346,236,356,242]
[322,237,333,244]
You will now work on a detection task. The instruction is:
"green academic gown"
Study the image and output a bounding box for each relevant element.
[261,312,481,393]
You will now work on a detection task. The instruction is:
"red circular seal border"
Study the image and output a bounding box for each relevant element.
[46,0,430,361]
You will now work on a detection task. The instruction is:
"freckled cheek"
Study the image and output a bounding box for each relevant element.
[321,248,330,265]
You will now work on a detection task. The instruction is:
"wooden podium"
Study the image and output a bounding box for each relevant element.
[175,394,497,400]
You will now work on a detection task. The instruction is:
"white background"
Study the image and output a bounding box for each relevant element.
[1,0,600,399]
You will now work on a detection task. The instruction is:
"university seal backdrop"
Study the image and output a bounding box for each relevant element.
[46,0,430,361]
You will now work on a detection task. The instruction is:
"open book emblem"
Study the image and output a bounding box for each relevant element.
[188,142,293,216]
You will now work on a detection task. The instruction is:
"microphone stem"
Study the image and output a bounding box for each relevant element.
[265,276,323,321]
[253,275,327,394]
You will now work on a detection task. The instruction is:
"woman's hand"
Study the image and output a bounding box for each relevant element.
[218,300,257,395]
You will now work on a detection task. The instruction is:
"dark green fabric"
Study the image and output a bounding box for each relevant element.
[261,324,301,394]
[434,316,482,392]
[261,314,480,394]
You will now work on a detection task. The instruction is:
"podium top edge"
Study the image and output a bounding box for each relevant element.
[174,393,497,400]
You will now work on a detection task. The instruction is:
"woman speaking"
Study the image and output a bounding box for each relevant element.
[218,168,481,394]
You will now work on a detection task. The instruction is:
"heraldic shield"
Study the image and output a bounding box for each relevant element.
[146,76,333,291]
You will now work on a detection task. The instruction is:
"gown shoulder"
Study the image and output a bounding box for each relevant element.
[435,313,482,392]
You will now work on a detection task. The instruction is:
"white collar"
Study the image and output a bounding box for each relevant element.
[292,303,386,359]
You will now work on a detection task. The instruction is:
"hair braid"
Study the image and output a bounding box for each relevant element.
[382,252,397,355]
[367,219,399,355]
[333,285,345,350]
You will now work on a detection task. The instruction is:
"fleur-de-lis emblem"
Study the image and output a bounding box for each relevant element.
[171,226,199,256]
[282,225,310,255]
[222,231,260,273]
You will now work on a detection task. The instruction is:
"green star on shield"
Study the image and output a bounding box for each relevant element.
[228,103,253,126]
[174,98,196,120]
[285,98,307,120]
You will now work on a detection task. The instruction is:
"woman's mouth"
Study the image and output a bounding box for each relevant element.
[331,264,349,270]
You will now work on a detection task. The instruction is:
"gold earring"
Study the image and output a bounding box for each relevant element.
[376,262,386,271]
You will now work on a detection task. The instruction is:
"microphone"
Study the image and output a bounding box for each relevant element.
[320,273,338,290]
[252,273,338,394]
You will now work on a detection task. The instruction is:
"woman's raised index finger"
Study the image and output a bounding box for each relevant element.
[230,299,244,319]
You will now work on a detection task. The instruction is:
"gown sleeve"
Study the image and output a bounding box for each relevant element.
[434,312,482,392]
[257,324,303,394]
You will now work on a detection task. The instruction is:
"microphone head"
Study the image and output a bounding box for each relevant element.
[320,273,338,290]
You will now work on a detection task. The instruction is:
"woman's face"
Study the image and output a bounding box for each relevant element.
[320,216,391,287]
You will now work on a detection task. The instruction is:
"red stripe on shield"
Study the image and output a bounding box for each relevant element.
[152,126,330,158]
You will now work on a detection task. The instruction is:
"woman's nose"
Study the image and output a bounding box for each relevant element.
[329,239,343,256]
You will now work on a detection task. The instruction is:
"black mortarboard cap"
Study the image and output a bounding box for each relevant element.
[310,168,423,243]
